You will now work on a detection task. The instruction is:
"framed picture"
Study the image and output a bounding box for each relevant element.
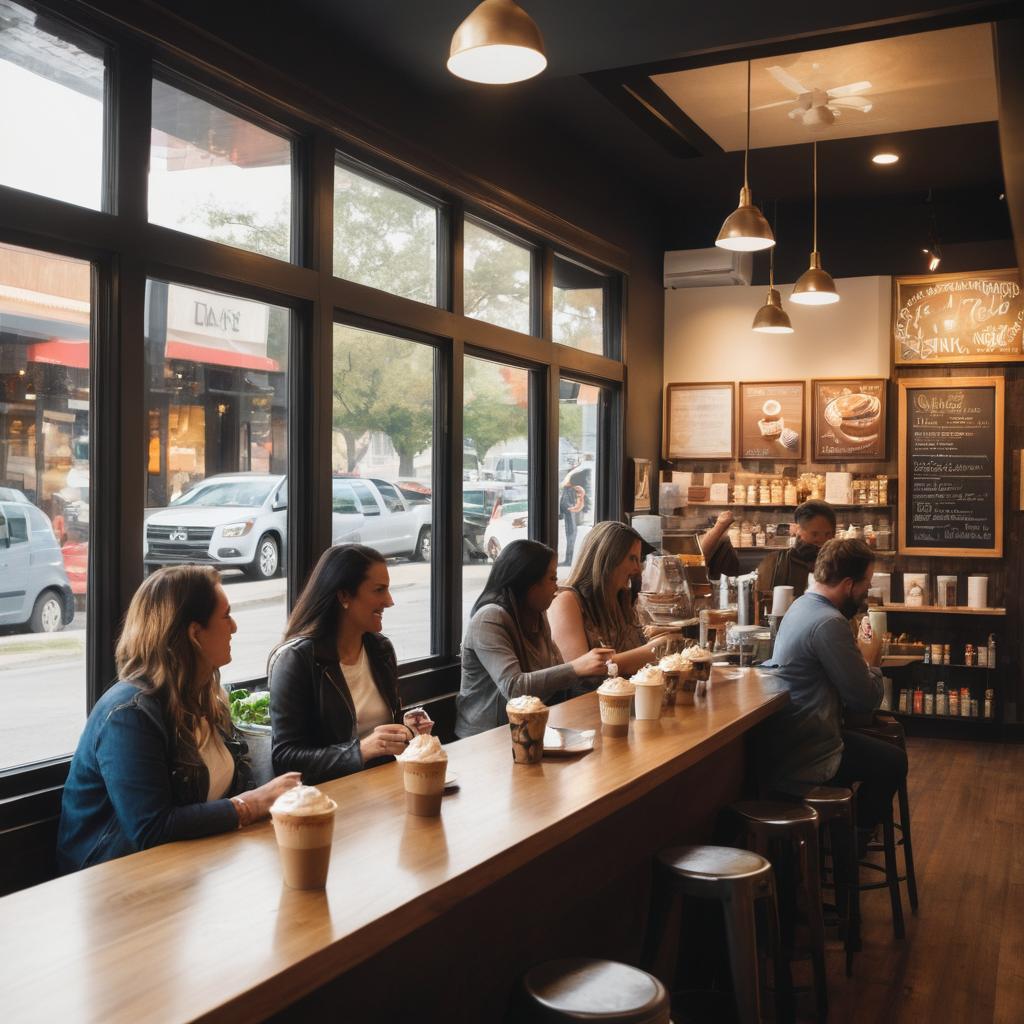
[738,381,805,460]
[893,268,1024,365]
[631,458,652,512]
[812,378,888,461]
[664,382,734,460]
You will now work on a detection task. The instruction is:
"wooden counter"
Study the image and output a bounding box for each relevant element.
[0,668,785,1024]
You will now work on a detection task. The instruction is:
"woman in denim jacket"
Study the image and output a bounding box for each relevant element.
[57,566,300,873]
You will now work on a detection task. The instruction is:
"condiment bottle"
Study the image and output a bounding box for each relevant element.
[960,687,971,717]
[770,478,783,505]
[949,689,959,716]
[912,688,924,714]
[984,689,994,719]
[924,692,934,715]
[987,633,997,668]
[746,484,758,505]
[784,481,798,505]
[936,682,947,716]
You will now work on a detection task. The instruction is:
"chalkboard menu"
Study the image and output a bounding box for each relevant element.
[898,376,1004,558]
[893,269,1024,365]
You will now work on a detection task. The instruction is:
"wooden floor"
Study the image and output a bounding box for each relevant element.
[826,736,1024,1023]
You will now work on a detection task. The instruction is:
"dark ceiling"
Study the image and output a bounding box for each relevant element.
[156,0,1014,280]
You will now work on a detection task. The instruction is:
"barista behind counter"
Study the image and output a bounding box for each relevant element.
[756,500,837,602]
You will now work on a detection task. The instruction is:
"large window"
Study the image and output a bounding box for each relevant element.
[149,79,293,261]
[144,280,290,685]
[558,379,606,571]
[463,219,533,335]
[553,255,611,356]
[334,160,439,305]
[0,242,91,769]
[0,1,106,210]
[463,357,531,622]
[332,323,435,662]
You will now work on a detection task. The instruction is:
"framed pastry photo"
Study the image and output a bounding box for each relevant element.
[738,380,805,460]
[812,378,888,461]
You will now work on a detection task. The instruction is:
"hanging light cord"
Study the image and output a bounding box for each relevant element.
[812,141,818,253]
[744,60,751,189]
[769,200,777,287]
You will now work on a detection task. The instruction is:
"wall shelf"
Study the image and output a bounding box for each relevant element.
[879,604,1006,616]
[891,710,998,725]
[680,502,894,511]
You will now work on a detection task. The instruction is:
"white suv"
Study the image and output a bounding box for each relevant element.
[144,473,287,580]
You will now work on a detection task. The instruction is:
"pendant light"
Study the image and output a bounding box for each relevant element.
[447,0,547,85]
[791,141,839,305]
[716,61,775,252]
[752,215,793,333]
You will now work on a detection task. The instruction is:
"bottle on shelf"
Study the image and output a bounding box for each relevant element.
[987,634,997,668]
[984,689,994,719]
[784,480,798,505]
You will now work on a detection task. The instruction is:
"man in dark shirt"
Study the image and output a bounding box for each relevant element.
[761,538,907,844]
[756,499,836,603]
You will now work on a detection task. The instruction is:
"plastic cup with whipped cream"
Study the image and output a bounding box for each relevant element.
[629,665,664,720]
[597,676,635,736]
[269,784,338,890]
[685,646,715,684]
[658,651,694,707]
[505,695,549,764]
[397,734,449,816]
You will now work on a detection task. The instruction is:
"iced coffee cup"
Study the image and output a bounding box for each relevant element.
[630,665,664,720]
[658,652,693,709]
[505,695,549,764]
[270,784,338,890]
[685,648,714,702]
[597,676,635,736]
[397,734,448,817]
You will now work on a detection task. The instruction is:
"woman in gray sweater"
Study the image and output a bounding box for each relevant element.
[455,539,612,737]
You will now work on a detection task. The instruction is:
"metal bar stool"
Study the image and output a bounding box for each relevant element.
[788,785,860,977]
[642,844,787,1024]
[519,958,672,1023]
[729,802,828,1023]
[849,717,918,911]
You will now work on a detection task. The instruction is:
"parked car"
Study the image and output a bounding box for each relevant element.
[483,498,529,560]
[331,477,432,559]
[0,500,75,632]
[144,473,289,580]
[481,452,529,484]
[464,482,525,559]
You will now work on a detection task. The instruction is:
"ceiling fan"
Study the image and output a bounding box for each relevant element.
[755,65,873,128]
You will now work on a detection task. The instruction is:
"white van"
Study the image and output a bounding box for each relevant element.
[482,452,528,484]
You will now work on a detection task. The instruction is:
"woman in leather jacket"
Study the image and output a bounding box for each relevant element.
[269,544,430,783]
[57,566,300,873]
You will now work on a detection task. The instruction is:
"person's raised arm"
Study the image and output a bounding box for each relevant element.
[812,616,883,713]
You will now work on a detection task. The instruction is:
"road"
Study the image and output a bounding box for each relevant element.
[0,561,492,770]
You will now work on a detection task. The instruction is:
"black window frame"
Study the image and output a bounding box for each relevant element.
[0,0,628,796]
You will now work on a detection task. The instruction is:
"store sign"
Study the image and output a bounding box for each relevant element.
[166,284,270,361]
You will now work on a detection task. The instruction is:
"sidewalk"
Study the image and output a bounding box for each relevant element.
[0,577,288,657]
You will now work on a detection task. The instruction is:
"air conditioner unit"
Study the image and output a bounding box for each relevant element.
[663,247,753,288]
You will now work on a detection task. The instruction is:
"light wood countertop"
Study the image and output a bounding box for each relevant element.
[0,667,785,1024]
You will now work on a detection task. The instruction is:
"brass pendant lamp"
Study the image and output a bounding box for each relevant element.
[447,0,547,84]
[752,233,794,333]
[791,141,840,305]
[716,61,775,253]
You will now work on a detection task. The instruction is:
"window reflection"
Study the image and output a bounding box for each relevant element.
[144,279,290,685]
[0,242,91,769]
[463,220,533,335]
[553,256,609,356]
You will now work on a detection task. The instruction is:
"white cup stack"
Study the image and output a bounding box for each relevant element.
[771,585,795,617]
[967,576,989,610]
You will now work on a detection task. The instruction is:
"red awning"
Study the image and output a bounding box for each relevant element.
[165,339,279,372]
[27,339,89,369]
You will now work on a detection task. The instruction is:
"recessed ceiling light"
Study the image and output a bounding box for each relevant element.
[872,152,899,165]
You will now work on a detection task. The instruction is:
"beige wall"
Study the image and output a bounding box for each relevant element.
[663,275,891,385]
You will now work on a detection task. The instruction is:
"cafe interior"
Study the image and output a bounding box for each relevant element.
[1,0,1023,1021]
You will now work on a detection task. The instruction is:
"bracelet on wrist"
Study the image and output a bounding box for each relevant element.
[231,795,252,829]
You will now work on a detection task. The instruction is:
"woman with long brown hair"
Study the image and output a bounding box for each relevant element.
[548,521,663,683]
[269,544,430,783]
[57,566,300,872]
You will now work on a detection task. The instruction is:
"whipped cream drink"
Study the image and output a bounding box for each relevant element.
[505,695,549,764]
[270,785,338,889]
[597,676,635,736]
[630,666,664,720]
[397,734,448,816]
[658,652,693,709]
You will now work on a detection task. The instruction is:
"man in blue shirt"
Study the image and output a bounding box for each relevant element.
[761,538,907,840]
